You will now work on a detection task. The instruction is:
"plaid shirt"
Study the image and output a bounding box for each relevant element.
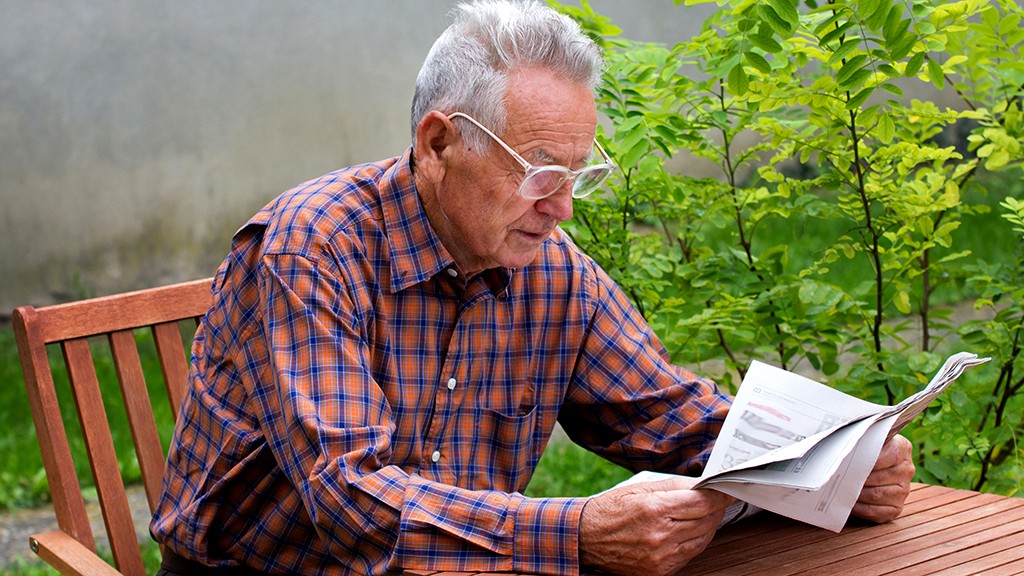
[151,149,731,576]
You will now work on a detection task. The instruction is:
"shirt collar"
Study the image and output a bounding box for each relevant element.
[379,148,458,293]
[380,148,513,296]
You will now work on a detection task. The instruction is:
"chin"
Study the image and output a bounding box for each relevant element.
[502,250,541,270]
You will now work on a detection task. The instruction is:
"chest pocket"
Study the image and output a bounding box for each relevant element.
[468,404,540,492]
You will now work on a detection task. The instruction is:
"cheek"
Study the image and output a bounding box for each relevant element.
[466,187,531,235]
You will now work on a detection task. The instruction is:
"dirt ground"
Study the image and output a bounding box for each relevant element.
[0,485,151,568]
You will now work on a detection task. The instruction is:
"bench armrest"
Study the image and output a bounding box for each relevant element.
[29,530,123,576]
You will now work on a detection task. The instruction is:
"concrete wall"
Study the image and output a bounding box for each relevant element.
[2,1,957,312]
[2,0,724,311]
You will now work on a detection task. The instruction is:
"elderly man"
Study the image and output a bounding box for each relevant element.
[151,1,915,575]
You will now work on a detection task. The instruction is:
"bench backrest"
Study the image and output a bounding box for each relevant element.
[12,278,212,575]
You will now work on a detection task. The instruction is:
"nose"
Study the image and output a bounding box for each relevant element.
[535,182,574,222]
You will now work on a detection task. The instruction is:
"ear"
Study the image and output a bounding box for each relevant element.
[414,111,459,185]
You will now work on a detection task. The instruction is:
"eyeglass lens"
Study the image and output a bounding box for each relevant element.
[520,165,612,199]
[572,166,611,197]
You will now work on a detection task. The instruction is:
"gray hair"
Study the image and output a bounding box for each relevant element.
[411,0,603,151]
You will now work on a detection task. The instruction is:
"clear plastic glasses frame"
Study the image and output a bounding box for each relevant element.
[448,112,616,200]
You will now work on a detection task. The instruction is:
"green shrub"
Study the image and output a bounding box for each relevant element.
[554,0,1024,494]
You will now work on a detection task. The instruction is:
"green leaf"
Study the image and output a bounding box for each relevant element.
[905,52,926,77]
[895,290,912,314]
[839,68,873,90]
[997,13,1021,37]
[758,4,794,36]
[846,86,875,109]
[749,32,784,53]
[927,58,945,89]
[889,29,917,61]
[878,113,896,143]
[837,54,869,84]
[865,0,893,32]
[884,17,912,50]
[745,51,772,74]
[728,62,750,95]
[879,82,904,98]
[829,39,862,65]
[767,0,799,26]
[986,149,1010,170]
[859,0,881,22]
[814,11,845,36]
[882,4,903,39]
[820,21,858,48]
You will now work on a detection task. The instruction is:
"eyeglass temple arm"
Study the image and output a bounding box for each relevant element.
[449,111,616,170]
[447,112,532,170]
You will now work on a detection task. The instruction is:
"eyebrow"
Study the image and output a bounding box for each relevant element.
[526,145,596,168]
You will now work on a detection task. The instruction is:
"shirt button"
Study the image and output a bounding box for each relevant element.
[431,450,441,463]
[447,378,457,390]
[446,268,458,277]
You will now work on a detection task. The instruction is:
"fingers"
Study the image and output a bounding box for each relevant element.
[865,435,915,488]
[851,482,910,523]
[868,434,913,477]
[579,483,731,576]
[623,475,701,493]
[853,435,915,523]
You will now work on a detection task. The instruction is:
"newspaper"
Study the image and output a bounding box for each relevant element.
[611,352,990,532]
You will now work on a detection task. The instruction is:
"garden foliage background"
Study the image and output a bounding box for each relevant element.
[553,0,1024,494]
[2,0,1023,550]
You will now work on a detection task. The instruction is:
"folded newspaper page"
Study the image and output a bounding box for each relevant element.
[693,351,990,531]
[609,352,989,533]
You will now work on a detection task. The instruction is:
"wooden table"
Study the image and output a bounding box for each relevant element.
[681,482,1024,575]
[406,483,1024,576]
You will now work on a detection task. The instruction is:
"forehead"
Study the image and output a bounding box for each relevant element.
[501,67,598,165]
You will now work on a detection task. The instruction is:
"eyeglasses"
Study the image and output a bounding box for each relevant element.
[448,112,616,200]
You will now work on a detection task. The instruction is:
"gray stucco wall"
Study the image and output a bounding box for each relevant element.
[3,1,954,312]
[1,1,722,311]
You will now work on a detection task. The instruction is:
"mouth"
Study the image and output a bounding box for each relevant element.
[516,229,551,242]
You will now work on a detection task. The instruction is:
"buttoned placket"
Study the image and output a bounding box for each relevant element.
[419,267,477,479]
[420,268,509,479]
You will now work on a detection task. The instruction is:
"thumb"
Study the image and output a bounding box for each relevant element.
[618,475,700,495]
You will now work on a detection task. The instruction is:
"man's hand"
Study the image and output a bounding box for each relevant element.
[579,476,733,576]
[851,434,915,523]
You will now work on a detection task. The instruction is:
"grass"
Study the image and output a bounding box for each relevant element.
[525,440,633,498]
[0,327,50,512]
[0,327,179,514]
[0,325,179,575]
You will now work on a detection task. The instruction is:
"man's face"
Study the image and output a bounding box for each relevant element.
[433,67,598,276]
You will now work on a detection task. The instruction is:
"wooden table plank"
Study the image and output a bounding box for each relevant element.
[399,484,1023,576]
[966,557,1024,576]
[684,490,1009,575]
[692,482,973,565]
[897,532,1024,575]
[807,500,1024,576]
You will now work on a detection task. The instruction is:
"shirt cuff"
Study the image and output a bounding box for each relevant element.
[511,495,588,576]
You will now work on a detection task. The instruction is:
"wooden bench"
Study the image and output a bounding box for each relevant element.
[12,278,212,576]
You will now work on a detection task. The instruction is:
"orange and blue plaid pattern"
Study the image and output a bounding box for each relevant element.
[151,149,731,576]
